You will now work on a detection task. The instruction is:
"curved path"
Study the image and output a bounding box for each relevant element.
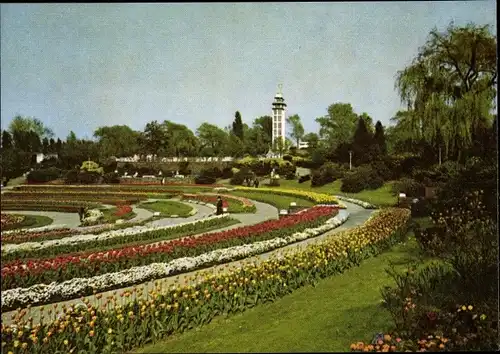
[1,201,371,326]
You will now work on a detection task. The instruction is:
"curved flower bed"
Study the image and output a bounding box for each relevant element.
[0,214,26,230]
[334,195,377,209]
[1,215,235,259]
[14,185,215,192]
[1,227,75,244]
[1,211,348,310]
[1,200,101,213]
[1,207,337,292]
[0,208,409,353]
[181,193,256,213]
[234,186,339,205]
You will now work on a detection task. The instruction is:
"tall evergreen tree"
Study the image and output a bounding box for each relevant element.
[42,137,50,153]
[373,121,387,155]
[232,111,244,140]
[55,138,63,153]
[49,138,56,153]
[1,130,13,150]
[351,117,375,166]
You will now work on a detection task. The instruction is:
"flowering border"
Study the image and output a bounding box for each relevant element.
[1,212,349,310]
[334,195,377,209]
[1,214,229,254]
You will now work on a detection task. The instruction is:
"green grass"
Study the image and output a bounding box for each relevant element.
[139,200,194,217]
[272,179,398,207]
[136,230,430,353]
[229,190,315,210]
[1,214,53,231]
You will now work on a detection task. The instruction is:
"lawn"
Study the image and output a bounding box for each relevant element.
[136,224,432,353]
[274,179,397,207]
[1,214,53,231]
[229,190,315,210]
[139,200,194,217]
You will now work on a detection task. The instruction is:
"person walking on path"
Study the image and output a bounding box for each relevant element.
[254,178,259,188]
[78,206,85,222]
[216,196,224,215]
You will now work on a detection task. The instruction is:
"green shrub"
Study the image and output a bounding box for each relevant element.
[221,167,233,179]
[298,174,311,184]
[27,167,62,184]
[229,167,254,185]
[392,178,424,197]
[64,169,79,184]
[341,165,383,193]
[282,154,293,162]
[194,175,216,184]
[103,172,120,184]
[77,171,102,184]
[311,162,344,187]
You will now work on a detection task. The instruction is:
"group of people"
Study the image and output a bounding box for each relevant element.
[243,177,259,188]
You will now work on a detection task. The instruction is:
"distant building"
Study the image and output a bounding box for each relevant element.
[271,84,287,145]
[298,141,309,149]
[33,153,58,164]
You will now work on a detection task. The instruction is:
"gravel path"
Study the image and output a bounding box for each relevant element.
[1,201,371,326]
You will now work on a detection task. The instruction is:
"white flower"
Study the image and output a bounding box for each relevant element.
[1,212,349,309]
[2,214,230,254]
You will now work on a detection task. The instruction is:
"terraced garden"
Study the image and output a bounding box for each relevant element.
[0,182,415,354]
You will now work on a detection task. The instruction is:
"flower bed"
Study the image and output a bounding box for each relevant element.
[1,215,237,260]
[14,185,216,192]
[1,207,337,292]
[1,228,75,244]
[334,195,377,209]
[2,191,146,204]
[0,214,26,230]
[1,200,101,213]
[181,194,256,213]
[0,208,409,353]
[1,210,347,310]
[234,186,340,205]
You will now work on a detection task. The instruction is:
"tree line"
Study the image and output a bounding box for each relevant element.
[1,21,496,179]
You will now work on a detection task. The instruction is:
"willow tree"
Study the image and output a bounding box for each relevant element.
[395,22,497,161]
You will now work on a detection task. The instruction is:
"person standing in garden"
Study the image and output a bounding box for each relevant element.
[216,196,223,215]
[78,206,85,222]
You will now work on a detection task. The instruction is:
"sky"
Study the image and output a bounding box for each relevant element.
[1,2,496,140]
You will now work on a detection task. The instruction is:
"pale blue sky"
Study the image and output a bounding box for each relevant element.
[1,2,496,140]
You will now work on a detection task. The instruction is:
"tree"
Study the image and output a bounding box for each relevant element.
[94,125,140,158]
[142,121,168,156]
[351,117,376,165]
[196,123,228,156]
[55,138,63,153]
[163,121,199,157]
[359,113,374,133]
[253,116,273,144]
[42,137,50,154]
[244,126,269,156]
[286,114,305,147]
[272,137,291,158]
[232,111,244,140]
[49,138,56,153]
[8,115,54,139]
[315,103,359,150]
[59,139,99,169]
[302,132,319,149]
[226,134,244,158]
[66,131,78,144]
[373,121,387,155]
[395,22,497,161]
[1,130,13,150]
